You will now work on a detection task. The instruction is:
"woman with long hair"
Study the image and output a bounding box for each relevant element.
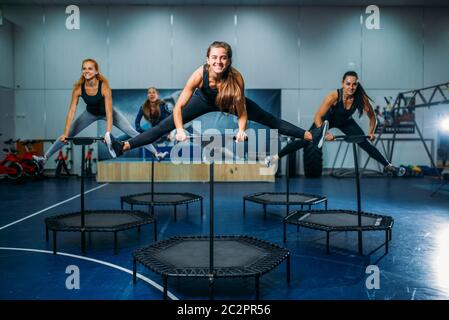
[107,41,326,157]
[33,58,165,165]
[264,71,405,176]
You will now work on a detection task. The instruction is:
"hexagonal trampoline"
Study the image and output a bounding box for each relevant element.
[121,192,203,221]
[133,235,290,300]
[45,210,157,255]
[243,192,327,219]
[283,210,393,255]
[120,158,203,221]
[44,137,157,255]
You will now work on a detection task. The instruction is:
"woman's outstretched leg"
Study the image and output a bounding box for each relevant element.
[107,94,216,157]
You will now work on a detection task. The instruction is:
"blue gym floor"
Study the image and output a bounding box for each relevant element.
[1,174,448,300]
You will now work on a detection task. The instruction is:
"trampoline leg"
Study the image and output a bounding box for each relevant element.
[286,255,291,283]
[326,232,330,255]
[389,228,392,241]
[325,200,328,210]
[186,203,189,214]
[114,231,118,255]
[385,230,389,254]
[263,204,267,221]
[153,220,158,242]
[131,204,134,210]
[283,222,286,243]
[120,200,123,211]
[358,230,363,255]
[81,231,86,254]
[243,199,246,216]
[137,226,141,234]
[133,258,137,284]
[163,276,168,300]
[201,199,204,218]
[300,204,303,211]
[174,205,177,222]
[255,274,260,300]
[52,231,57,255]
[151,205,154,217]
[45,225,49,242]
[209,277,215,301]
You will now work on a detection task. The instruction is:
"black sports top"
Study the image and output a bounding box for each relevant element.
[324,88,362,126]
[196,64,218,105]
[81,80,106,116]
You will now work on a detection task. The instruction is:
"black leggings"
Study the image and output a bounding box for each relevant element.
[278,118,390,167]
[128,93,307,149]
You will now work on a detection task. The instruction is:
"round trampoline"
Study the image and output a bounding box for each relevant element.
[120,159,203,221]
[283,135,394,255]
[44,137,157,254]
[133,235,290,299]
[243,153,327,219]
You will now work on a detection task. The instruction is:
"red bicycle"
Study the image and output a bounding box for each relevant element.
[19,140,43,176]
[0,136,24,180]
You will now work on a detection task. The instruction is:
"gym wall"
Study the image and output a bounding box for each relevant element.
[1,5,448,172]
[0,17,15,148]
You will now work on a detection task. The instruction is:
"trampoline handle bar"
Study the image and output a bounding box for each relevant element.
[333,135,370,143]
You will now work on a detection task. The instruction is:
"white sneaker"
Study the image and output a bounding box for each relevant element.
[156,151,169,161]
[264,155,278,168]
[104,132,116,158]
[32,155,47,167]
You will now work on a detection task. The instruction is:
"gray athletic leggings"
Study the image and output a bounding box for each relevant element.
[45,109,157,158]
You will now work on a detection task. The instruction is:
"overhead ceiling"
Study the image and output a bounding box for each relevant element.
[0,0,448,6]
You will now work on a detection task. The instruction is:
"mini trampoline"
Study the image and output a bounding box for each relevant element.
[133,235,290,300]
[244,192,327,219]
[283,135,394,255]
[120,159,203,221]
[132,139,290,299]
[283,209,393,254]
[46,209,156,255]
[44,137,157,254]
[243,153,327,219]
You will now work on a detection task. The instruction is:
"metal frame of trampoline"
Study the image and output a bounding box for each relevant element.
[44,137,157,254]
[243,153,328,219]
[120,158,203,221]
[132,136,291,299]
[283,135,394,255]
[133,234,290,300]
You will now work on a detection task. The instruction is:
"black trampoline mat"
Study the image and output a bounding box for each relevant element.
[56,212,143,228]
[297,212,381,227]
[154,239,268,268]
[252,193,319,203]
[129,194,196,203]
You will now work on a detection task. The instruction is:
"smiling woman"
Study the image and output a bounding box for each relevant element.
[32,58,165,167]
[106,41,327,158]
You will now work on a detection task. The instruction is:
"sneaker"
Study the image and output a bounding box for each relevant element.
[384,164,406,177]
[156,151,169,161]
[264,156,273,168]
[311,120,329,149]
[105,132,123,158]
[32,155,47,167]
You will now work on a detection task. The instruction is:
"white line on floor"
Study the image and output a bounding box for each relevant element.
[0,246,178,300]
[0,184,108,231]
